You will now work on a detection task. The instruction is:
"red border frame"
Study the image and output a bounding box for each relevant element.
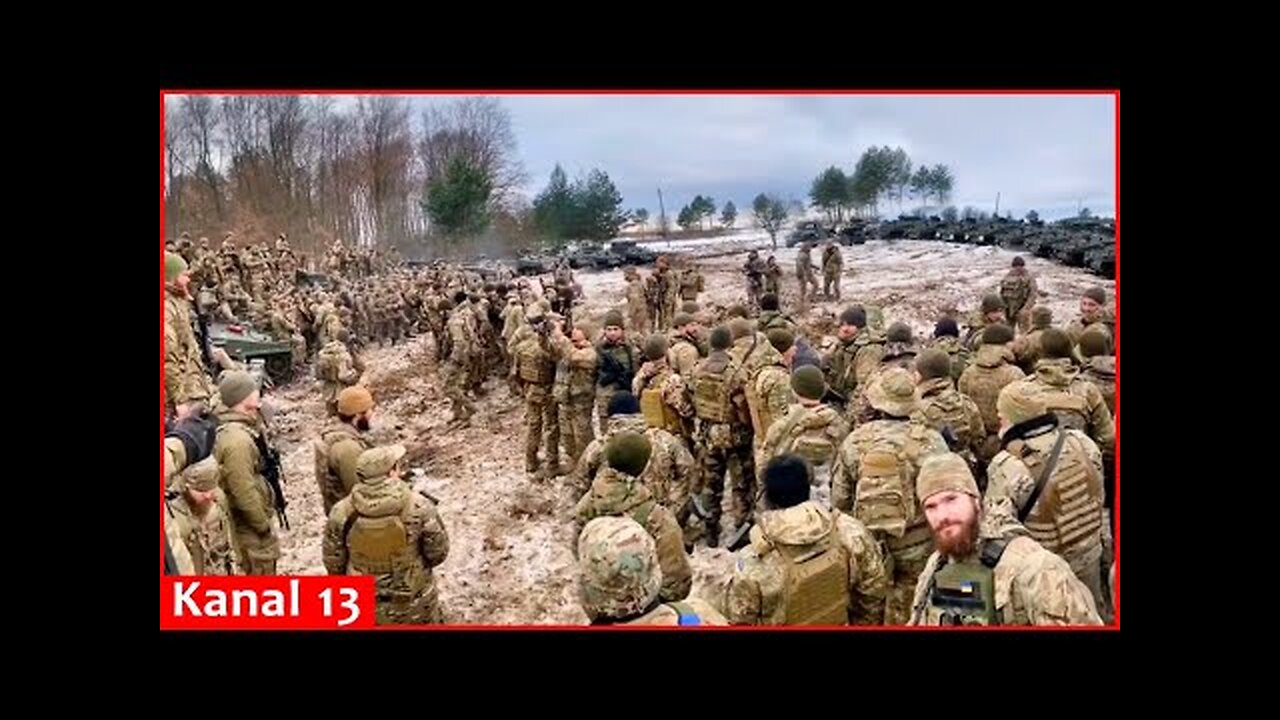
[160,89,1119,631]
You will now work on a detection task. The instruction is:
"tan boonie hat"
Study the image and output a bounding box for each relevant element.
[337,386,374,416]
[357,445,407,480]
[864,368,919,417]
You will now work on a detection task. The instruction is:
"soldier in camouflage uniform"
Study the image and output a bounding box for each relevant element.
[1000,256,1038,334]
[1078,327,1115,416]
[268,295,306,368]
[756,293,797,335]
[688,327,755,547]
[927,317,970,384]
[763,255,783,297]
[214,372,281,575]
[164,253,216,417]
[168,456,237,575]
[315,327,360,417]
[632,334,696,444]
[513,303,563,478]
[1067,286,1116,347]
[550,320,599,466]
[986,383,1112,621]
[758,366,850,507]
[1012,306,1054,374]
[314,386,376,516]
[726,454,887,625]
[821,240,843,301]
[324,445,450,625]
[743,250,766,310]
[577,516,726,626]
[666,312,704,379]
[795,241,820,310]
[571,392,693,521]
[573,432,692,603]
[824,306,868,406]
[444,293,478,427]
[848,321,921,424]
[678,261,705,304]
[831,369,949,624]
[746,328,799,467]
[958,323,1026,472]
[963,294,1009,351]
[595,310,640,430]
[914,349,986,474]
[646,257,677,332]
[624,267,651,338]
[909,453,1103,626]
[1022,328,1114,459]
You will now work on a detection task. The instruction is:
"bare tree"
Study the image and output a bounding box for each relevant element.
[357,97,413,247]
[418,97,526,209]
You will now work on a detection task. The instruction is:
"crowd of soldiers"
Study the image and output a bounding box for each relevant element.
[163,229,1118,628]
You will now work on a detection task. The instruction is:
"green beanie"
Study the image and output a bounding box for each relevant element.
[606,432,652,477]
[165,252,189,283]
[790,365,826,401]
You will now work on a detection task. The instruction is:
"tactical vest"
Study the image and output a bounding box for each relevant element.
[758,527,851,625]
[1041,389,1090,433]
[317,345,343,382]
[1014,434,1104,558]
[343,496,430,598]
[851,423,934,555]
[693,354,734,424]
[780,409,840,487]
[922,540,1008,626]
[747,364,786,439]
[640,383,683,435]
[921,388,980,450]
[1001,274,1030,309]
[516,337,555,384]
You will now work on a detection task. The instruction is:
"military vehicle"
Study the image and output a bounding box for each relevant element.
[206,320,295,385]
[785,221,833,247]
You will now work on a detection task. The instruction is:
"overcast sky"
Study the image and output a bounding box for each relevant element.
[168,93,1117,222]
[468,94,1116,222]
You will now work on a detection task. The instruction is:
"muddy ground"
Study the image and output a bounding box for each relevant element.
[270,237,1115,624]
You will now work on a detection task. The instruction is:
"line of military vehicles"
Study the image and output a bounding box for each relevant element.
[216,217,1113,386]
[784,215,1116,280]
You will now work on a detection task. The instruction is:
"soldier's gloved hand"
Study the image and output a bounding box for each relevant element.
[167,412,219,466]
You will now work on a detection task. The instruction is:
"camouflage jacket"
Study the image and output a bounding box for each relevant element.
[164,288,213,409]
[726,502,888,625]
[323,475,449,599]
[822,245,843,271]
[574,466,692,602]
[667,334,703,378]
[916,377,986,460]
[1027,359,1115,455]
[1082,356,1116,416]
[757,311,797,335]
[552,333,599,402]
[927,335,971,384]
[759,403,850,473]
[1011,328,1047,374]
[958,344,1026,434]
[315,422,372,510]
[1067,308,1116,346]
[169,489,237,575]
[987,429,1104,562]
[831,418,948,562]
[632,360,695,419]
[749,362,795,441]
[909,534,1103,626]
[825,336,862,400]
[214,411,274,537]
[999,269,1037,313]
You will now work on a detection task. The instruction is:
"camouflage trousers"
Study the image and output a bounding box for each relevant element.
[628,306,650,338]
[884,537,932,625]
[524,383,561,474]
[596,387,620,431]
[1066,542,1112,624]
[560,394,596,466]
[697,423,756,546]
[234,526,280,576]
[765,278,781,297]
[1010,305,1032,334]
[823,270,841,300]
[375,585,443,625]
[443,361,475,422]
